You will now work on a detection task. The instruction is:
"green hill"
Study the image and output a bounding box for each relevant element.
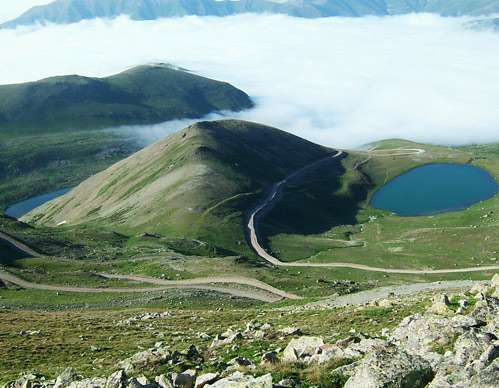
[24,120,338,250]
[0,64,253,135]
[3,0,499,28]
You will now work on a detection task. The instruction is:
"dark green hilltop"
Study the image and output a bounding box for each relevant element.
[2,0,499,28]
[0,65,253,210]
[0,64,253,135]
[23,119,339,253]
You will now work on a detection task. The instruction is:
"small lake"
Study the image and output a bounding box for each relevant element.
[371,164,498,216]
[5,189,71,219]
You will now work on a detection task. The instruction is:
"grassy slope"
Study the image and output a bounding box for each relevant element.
[0,293,430,384]
[25,120,336,254]
[0,130,140,210]
[264,140,499,273]
[1,138,496,300]
[0,65,253,211]
[0,64,253,135]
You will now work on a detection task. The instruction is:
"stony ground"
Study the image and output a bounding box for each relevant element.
[3,275,499,388]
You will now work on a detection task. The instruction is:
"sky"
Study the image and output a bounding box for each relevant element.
[1,11,499,148]
[0,0,52,23]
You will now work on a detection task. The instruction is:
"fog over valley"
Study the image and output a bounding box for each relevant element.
[1,13,499,148]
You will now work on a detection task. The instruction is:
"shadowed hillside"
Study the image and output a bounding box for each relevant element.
[25,120,338,250]
[0,64,253,135]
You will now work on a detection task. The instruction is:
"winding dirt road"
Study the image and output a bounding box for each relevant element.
[0,232,298,302]
[303,279,488,309]
[247,148,499,274]
[100,273,300,300]
[0,270,286,302]
[0,231,41,257]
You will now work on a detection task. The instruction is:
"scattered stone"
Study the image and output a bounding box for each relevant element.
[19,330,41,336]
[54,368,81,388]
[344,346,433,388]
[261,351,279,365]
[205,372,272,388]
[8,275,499,388]
[227,357,255,370]
[68,377,108,387]
[279,327,302,336]
[277,378,298,387]
[194,373,219,388]
[106,370,127,388]
[119,312,172,326]
[155,375,172,388]
[197,332,211,340]
[427,294,453,316]
[118,345,171,372]
[209,330,243,348]
[170,369,196,388]
[283,336,324,362]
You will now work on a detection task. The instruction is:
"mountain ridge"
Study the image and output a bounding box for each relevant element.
[24,119,338,250]
[0,64,253,135]
[3,0,499,28]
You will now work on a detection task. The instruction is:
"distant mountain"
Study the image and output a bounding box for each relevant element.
[0,64,253,135]
[467,16,499,30]
[3,0,499,28]
[24,120,337,248]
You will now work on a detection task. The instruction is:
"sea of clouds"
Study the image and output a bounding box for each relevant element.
[1,12,499,148]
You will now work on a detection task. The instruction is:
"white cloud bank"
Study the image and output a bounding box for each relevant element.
[1,14,499,148]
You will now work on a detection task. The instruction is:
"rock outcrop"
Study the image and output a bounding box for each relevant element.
[4,276,499,388]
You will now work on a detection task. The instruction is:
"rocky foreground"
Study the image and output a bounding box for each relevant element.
[5,275,499,388]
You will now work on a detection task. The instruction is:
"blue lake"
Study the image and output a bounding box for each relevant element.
[370,164,498,216]
[5,189,71,219]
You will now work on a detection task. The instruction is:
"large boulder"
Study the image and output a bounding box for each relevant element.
[283,336,324,363]
[344,346,433,388]
[170,369,197,388]
[390,313,477,367]
[195,373,219,388]
[5,373,44,388]
[470,358,499,388]
[106,370,127,388]
[68,378,108,388]
[209,330,243,348]
[427,294,453,316]
[54,368,80,388]
[118,346,171,372]
[205,372,272,388]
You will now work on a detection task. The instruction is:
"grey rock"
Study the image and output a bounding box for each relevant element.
[470,358,499,387]
[118,346,171,372]
[204,372,272,388]
[283,336,324,363]
[279,327,302,337]
[427,294,453,315]
[68,378,108,388]
[155,375,173,388]
[209,330,243,348]
[344,346,434,388]
[276,379,298,387]
[261,351,279,365]
[228,357,255,368]
[54,368,80,388]
[194,373,219,388]
[170,369,196,388]
[106,370,127,388]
